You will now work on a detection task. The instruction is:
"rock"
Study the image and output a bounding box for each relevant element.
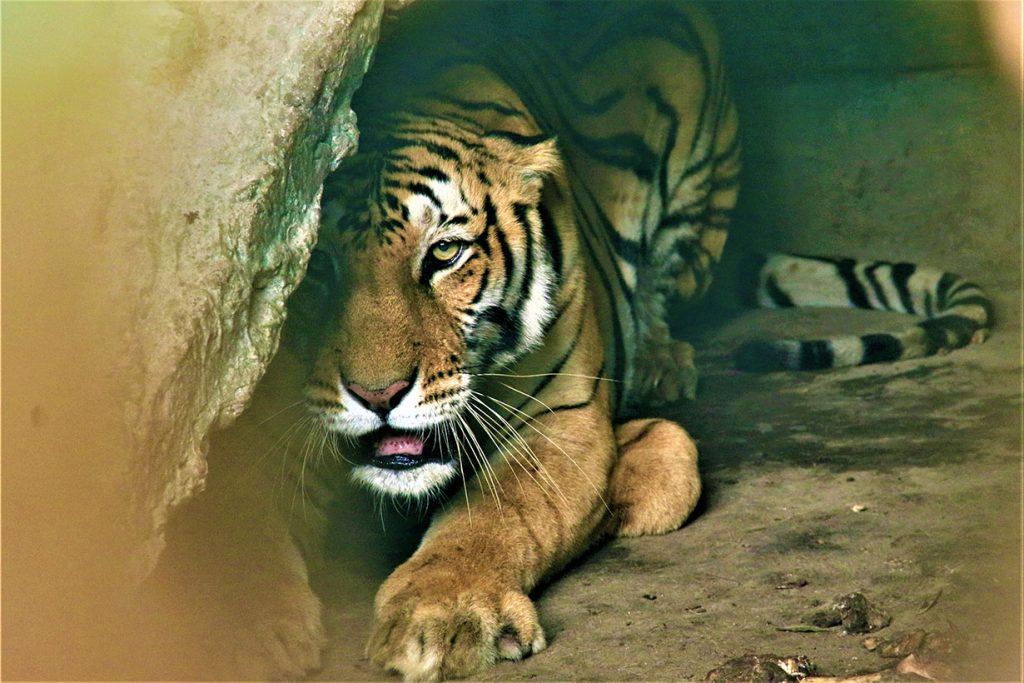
[807,592,891,634]
[895,653,955,680]
[3,2,390,675]
[863,629,960,659]
[705,654,815,682]
[101,2,388,579]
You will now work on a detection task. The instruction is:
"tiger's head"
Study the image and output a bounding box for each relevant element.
[298,114,566,498]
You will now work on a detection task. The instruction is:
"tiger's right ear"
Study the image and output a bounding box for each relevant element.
[483,131,562,185]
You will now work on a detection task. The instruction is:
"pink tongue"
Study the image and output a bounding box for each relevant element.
[375,434,425,458]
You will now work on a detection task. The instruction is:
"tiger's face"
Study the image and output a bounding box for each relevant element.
[301,123,562,497]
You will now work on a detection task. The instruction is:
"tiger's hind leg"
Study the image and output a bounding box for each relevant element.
[608,418,701,538]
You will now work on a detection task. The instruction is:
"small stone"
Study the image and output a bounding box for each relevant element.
[806,592,891,634]
[895,653,954,680]
[642,592,658,600]
[775,575,808,590]
[851,504,867,512]
[704,654,814,682]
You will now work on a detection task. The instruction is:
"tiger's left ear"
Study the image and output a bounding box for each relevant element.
[483,132,562,186]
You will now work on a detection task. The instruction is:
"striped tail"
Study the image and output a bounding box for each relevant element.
[735,253,994,372]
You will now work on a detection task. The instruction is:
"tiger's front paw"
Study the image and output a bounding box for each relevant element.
[228,571,326,680]
[367,570,546,681]
[633,337,699,405]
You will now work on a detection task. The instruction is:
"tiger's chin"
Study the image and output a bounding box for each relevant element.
[347,427,460,498]
[351,461,459,498]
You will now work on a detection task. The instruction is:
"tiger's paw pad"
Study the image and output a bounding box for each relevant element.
[368,584,546,681]
[633,339,699,405]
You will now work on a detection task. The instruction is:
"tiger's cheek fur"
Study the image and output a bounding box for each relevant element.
[309,239,490,415]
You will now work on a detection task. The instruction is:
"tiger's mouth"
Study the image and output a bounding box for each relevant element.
[355,427,451,470]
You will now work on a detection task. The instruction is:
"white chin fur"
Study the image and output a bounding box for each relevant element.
[351,462,458,498]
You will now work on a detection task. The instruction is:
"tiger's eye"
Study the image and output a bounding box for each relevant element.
[430,241,462,263]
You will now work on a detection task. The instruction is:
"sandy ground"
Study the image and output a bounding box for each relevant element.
[313,296,1021,681]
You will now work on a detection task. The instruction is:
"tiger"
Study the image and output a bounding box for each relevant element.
[152,1,991,680]
[286,2,738,679]
[735,253,993,371]
[293,1,993,680]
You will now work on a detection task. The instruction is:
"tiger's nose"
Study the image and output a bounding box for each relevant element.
[345,378,412,413]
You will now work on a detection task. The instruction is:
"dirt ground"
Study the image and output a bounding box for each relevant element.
[309,4,1021,681]
[312,299,1021,682]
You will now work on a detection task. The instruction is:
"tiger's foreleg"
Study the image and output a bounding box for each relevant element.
[142,351,332,679]
[631,324,701,404]
[366,389,617,681]
[608,418,701,538]
[634,92,740,407]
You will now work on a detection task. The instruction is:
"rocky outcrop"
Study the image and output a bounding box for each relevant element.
[106,1,385,578]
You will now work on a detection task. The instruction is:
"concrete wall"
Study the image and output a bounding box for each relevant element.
[705,1,1020,293]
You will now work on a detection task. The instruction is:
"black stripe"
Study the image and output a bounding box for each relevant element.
[412,166,450,183]
[483,194,498,228]
[709,173,740,191]
[514,303,587,414]
[789,253,841,266]
[574,212,626,389]
[512,203,536,338]
[494,225,515,301]
[946,280,981,301]
[541,283,580,338]
[384,133,465,162]
[837,258,872,309]
[575,131,657,181]
[491,45,658,181]
[474,218,492,257]
[379,218,404,233]
[923,290,934,318]
[538,203,563,282]
[863,262,891,310]
[891,262,917,314]
[935,272,958,310]
[618,421,659,451]
[567,87,626,115]
[607,228,643,266]
[860,333,903,364]
[436,95,526,119]
[484,130,551,147]
[478,306,519,344]
[799,340,835,370]
[918,315,981,353]
[566,6,703,77]
[678,206,734,227]
[469,267,490,306]
[421,141,461,163]
[645,86,680,212]
[764,275,794,307]
[946,295,994,325]
[405,182,442,210]
[545,365,605,415]
[395,124,492,155]
[573,201,626,389]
